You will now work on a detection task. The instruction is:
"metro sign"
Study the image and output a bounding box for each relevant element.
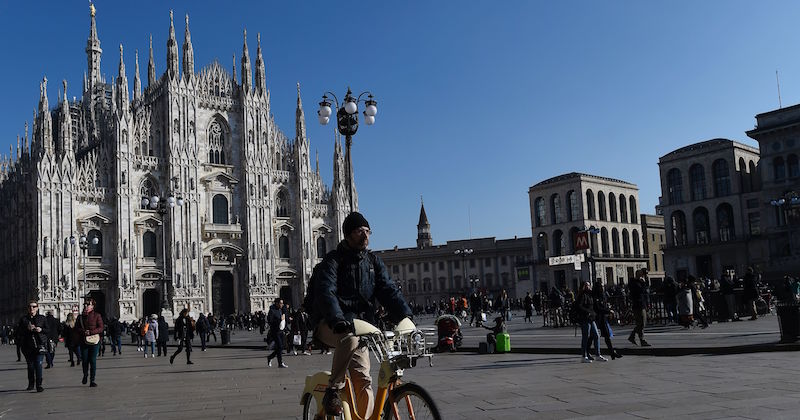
[548,254,585,266]
[574,231,589,251]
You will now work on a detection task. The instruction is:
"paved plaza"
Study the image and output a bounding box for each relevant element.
[2,314,800,419]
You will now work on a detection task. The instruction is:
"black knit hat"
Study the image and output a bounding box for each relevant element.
[343,212,370,235]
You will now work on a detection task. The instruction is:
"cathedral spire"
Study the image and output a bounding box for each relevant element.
[232,54,237,85]
[133,49,142,101]
[148,35,156,86]
[182,14,194,80]
[296,82,307,143]
[60,79,73,155]
[85,2,102,91]
[37,77,53,153]
[241,29,252,92]
[417,197,433,249]
[116,44,129,113]
[166,10,179,79]
[316,149,320,174]
[254,33,266,95]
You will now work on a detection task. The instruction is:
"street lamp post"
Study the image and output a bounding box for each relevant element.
[770,193,800,257]
[318,88,378,213]
[454,248,473,293]
[581,226,600,283]
[70,233,99,300]
[141,193,183,310]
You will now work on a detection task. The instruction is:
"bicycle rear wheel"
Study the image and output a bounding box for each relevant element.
[382,382,441,420]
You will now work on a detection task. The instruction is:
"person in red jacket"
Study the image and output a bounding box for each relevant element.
[75,297,104,387]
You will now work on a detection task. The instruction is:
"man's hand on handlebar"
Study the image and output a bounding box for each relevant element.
[333,321,353,334]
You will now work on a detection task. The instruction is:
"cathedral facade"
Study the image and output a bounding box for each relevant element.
[0,9,354,323]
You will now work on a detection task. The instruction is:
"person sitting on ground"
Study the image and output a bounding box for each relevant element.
[483,315,507,348]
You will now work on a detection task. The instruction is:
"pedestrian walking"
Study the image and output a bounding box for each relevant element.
[107,317,122,356]
[627,269,651,347]
[62,313,81,367]
[43,311,60,369]
[196,313,210,351]
[592,281,622,360]
[523,292,534,323]
[207,313,218,343]
[720,273,739,322]
[156,315,169,357]
[170,309,194,365]
[75,297,103,387]
[143,315,158,358]
[266,298,287,368]
[743,267,760,320]
[18,300,48,392]
[576,282,605,363]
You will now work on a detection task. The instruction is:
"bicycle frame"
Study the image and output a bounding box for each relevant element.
[300,318,433,420]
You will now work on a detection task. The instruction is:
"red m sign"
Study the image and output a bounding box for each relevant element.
[574,231,589,251]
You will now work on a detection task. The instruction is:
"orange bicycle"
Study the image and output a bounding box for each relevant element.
[300,318,441,420]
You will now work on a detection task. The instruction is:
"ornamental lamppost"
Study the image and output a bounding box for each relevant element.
[454,248,473,292]
[71,234,98,299]
[318,88,378,213]
[581,225,600,283]
[141,193,183,309]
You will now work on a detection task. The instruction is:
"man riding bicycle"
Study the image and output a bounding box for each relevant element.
[309,212,412,418]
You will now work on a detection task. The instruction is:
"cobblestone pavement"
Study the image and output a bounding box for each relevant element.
[2,337,800,419]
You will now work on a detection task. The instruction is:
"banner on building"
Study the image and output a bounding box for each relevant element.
[574,231,589,251]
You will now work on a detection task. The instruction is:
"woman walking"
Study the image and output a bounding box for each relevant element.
[18,300,48,392]
[62,313,81,367]
[75,298,104,387]
[576,282,605,363]
[592,281,622,360]
[143,315,158,358]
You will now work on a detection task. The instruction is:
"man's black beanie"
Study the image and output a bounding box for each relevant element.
[343,212,370,235]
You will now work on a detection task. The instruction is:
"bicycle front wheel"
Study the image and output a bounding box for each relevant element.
[383,382,441,420]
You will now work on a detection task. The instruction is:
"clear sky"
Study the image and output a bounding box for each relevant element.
[1,1,798,250]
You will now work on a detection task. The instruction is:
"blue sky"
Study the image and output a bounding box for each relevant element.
[1,1,798,250]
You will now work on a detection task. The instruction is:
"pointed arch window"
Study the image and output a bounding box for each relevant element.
[713,159,731,197]
[276,190,289,218]
[208,119,227,165]
[316,236,327,258]
[140,178,157,209]
[212,194,229,224]
[585,189,595,220]
[87,229,103,257]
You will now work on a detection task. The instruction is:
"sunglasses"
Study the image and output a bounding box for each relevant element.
[29,305,38,308]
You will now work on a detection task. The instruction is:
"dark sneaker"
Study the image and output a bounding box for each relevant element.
[90,382,97,387]
[322,388,343,416]
[36,386,44,392]
[640,340,652,347]
[628,335,637,345]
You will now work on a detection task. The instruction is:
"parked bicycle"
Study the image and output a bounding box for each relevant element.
[300,318,441,420]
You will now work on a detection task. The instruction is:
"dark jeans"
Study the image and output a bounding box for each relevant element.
[24,352,44,387]
[157,339,167,356]
[68,344,81,363]
[80,344,99,381]
[45,340,56,367]
[630,308,646,340]
[199,332,207,350]
[172,338,192,362]
[267,331,283,364]
[111,335,122,354]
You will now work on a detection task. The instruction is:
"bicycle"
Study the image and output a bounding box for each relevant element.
[300,318,441,420]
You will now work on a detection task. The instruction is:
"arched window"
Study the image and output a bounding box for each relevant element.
[622,229,630,255]
[749,161,758,191]
[534,197,546,227]
[598,192,607,221]
[279,235,290,259]
[316,236,327,257]
[671,211,687,246]
[212,194,229,224]
[276,190,289,218]
[713,159,731,197]
[629,197,638,224]
[568,227,579,254]
[611,228,620,255]
[550,194,561,224]
[619,194,628,223]
[208,119,227,165]
[585,189,595,220]
[552,230,564,257]
[600,227,610,254]
[632,229,640,256]
[789,154,800,178]
[274,152,281,171]
[143,231,157,258]
[590,231,598,254]
[536,233,548,261]
[87,229,103,257]
[566,190,578,222]
[689,164,706,201]
[739,157,748,193]
[609,192,617,222]
[667,168,683,204]
[774,156,786,181]
[693,207,710,245]
[140,178,157,209]
[717,203,735,242]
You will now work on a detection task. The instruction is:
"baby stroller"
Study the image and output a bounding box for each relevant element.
[435,314,463,352]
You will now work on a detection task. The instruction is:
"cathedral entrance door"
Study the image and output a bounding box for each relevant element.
[88,290,106,317]
[212,271,235,318]
[279,285,292,306]
[143,289,160,317]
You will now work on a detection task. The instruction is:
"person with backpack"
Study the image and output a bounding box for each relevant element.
[307,212,412,418]
[142,314,158,358]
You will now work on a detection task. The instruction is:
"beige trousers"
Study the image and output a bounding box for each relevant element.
[315,323,374,418]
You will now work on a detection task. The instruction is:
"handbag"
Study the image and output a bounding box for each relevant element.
[79,315,100,345]
[293,333,302,346]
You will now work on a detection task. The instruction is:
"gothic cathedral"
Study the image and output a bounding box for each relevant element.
[0,8,355,323]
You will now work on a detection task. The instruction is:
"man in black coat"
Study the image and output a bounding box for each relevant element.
[107,317,122,356]
[266,298,287,367]
[43,311,60,368]
[627,269,651,347]
[310,212,412,418]
[170,309,194,365]
[18,301,48,392]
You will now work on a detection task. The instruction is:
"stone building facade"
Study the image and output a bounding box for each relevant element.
[658,139,761,281]
[640,214,666,284]
[374,203,533,306]
[528,173,648,292]
[0,10,354,323]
